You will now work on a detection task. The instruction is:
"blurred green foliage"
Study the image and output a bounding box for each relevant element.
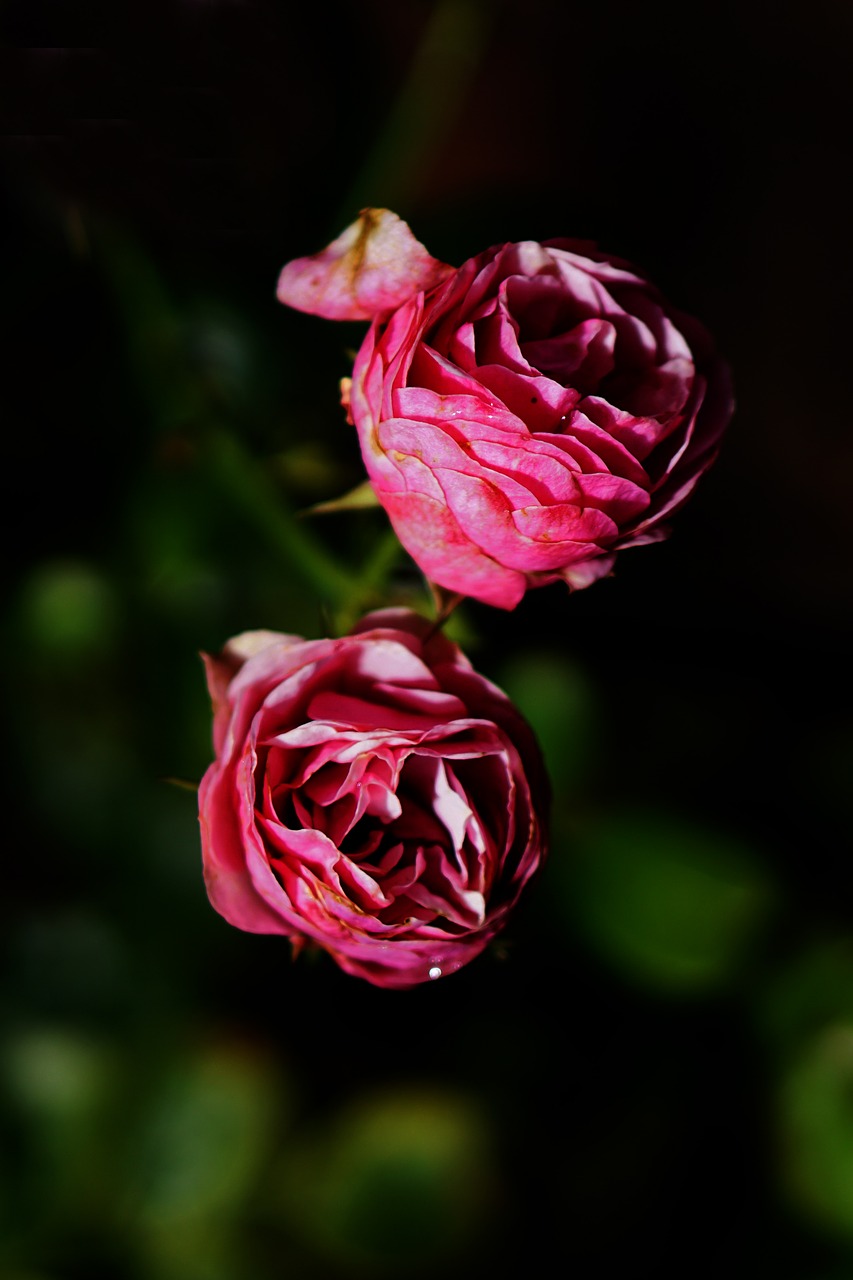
[3,2,853,1278]
[270,1087,496,1275]
[2,177,851,1280]
[561,807,774,995]
[2,197,850,1280]
[777,1021,853,1242]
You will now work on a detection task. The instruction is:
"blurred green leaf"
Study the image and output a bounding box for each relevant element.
[270,1087,497,1275]
[777,1020,853,1241]
[91,219,403,624]
[496,649,598,795]
[125,1038,286,1230]
[562,807,774,995]
[0,1273,61,1280]
[200,428,354,608]
[3,1025,118,1131]
[118,1038,289,1278]
[300,479,379,516]
[127,467,227,625]
[1,1026,121,1238]
[757,937,853,1056]
[339,0,490,215]
[129,1218,250,1280]
[16,561,119,667]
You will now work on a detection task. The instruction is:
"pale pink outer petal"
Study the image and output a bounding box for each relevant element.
[276,208,453,322]
[559,552,617,590]
[202,631,306,759]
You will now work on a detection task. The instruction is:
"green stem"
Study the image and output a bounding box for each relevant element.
[203,429,355,606]
[337,0,490,217]
[332,527,406,632]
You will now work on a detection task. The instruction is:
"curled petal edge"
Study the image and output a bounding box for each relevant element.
[276,208,454,322]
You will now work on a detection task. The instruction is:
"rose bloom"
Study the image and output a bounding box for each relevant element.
[198,609,549,988]
[278,209,734,609]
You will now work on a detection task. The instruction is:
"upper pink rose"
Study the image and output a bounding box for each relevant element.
[198,609,549,989]
[278,210,734,609]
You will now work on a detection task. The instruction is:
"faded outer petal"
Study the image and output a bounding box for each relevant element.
[197,611,549,988]
[199,751,307,937]
[276,208,453,323]
[202,630,303,758]
[335,218,734,608]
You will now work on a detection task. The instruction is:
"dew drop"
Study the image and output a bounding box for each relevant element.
[428,966,442,980]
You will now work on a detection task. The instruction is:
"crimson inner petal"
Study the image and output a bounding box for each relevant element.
[505,275,589,341]
[262,742,498,933]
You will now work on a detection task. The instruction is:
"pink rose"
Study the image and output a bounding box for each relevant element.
[198,608,548,988]
[278,209,734,609]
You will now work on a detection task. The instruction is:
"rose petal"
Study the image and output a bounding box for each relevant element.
[276,208,452,322]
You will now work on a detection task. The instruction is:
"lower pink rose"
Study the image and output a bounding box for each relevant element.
[198,609,549,988]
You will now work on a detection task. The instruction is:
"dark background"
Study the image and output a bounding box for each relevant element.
[2,2,853,1277]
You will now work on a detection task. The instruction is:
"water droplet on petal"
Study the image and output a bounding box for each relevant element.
[428,966,442,980]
